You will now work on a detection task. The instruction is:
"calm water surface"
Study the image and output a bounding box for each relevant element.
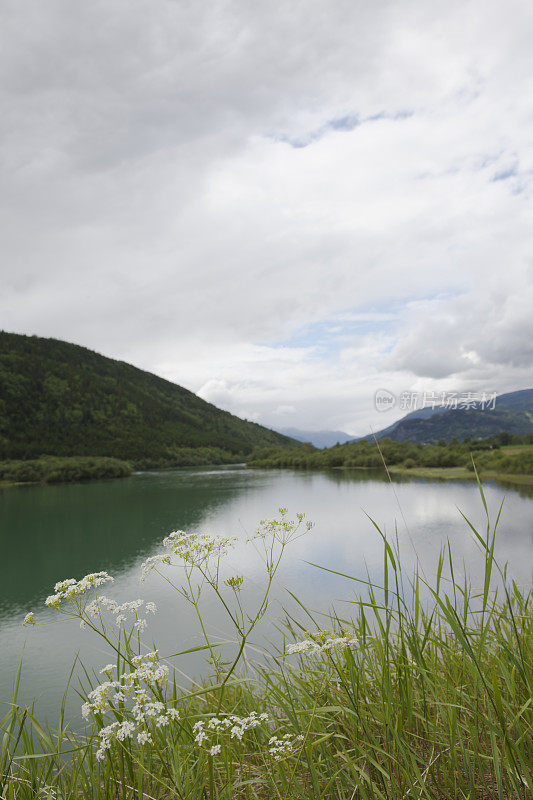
[1,466,532,722]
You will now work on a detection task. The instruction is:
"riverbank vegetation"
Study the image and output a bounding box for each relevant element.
[2,494,532,799]
[0,455,132,486]
[247,434,533,482]
[131,447,243,470]
[0,448,246,487]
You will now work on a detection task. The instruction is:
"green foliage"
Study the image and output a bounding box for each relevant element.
[466,448,533,475]
[0,332,296,465]
[0,455,132,484]
[248,436,533,476]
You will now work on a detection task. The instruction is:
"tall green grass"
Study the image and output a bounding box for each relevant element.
[2,482,532,799]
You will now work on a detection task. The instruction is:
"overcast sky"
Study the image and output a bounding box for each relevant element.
[1,0,532,435]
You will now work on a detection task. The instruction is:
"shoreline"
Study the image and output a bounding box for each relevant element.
[387,465,533,486]
[248,461,533,488]
[2,458,532,490]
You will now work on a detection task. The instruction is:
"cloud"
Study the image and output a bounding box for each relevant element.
[387,272,533,380]
[0,0,532,434]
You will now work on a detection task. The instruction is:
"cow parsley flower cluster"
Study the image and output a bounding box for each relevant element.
[85,596,157,628]
[81,652,181,761]
[249,508,314,545]
[286,633,356,655]
[44,572,114,609]
[23,612,35,626]
[140,554,172,581]
[82,651,169,717]
[192,711,269,752]
[162,531,238,566]
[268,733,305,758]
[140,532,238,583]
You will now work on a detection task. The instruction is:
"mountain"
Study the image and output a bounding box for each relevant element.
[364,389,533,444]
[0,332,297,464]
[358,405,447,441]
[276,427,353,448]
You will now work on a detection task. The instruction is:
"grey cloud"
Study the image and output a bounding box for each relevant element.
[1,0,532,429]
[387,279,533,381]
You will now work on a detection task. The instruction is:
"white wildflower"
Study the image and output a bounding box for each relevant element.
[268,733,304,758]
[140,554,172,581]
[195,711,268,749]
[99,597,119,612]
[100,722,119,739]
[45,594,62,609]
[45,572,114,610]
[116,721,136,741]
[137,730,153,745]
[162,531,237,565]
[286,634,355,656]
[144,701,165,717]
[210,744,221,756]
[95,745,109,761]
[249,509,313,544]
[120,599,144,613]
[54,578,77,593]
[145,602,157,613]
[23,612,35,626]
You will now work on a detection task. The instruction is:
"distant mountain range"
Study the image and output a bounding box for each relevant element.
[361,388,533,444]
[276,427,354,448]
[0,332,297,464]
[277,389,533,448]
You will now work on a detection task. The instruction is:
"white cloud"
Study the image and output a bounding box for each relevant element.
[1,0,532,435]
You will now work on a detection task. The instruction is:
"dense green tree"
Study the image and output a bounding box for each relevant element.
[247,435,533,476]
[0,332,297,466]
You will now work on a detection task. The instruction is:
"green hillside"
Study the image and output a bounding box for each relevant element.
[368,389,533,444]
[0,332,296,465]
[384,405,533,443]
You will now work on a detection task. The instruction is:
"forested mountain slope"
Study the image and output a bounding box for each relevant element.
[366,389,533,444]
[0,332,296,464]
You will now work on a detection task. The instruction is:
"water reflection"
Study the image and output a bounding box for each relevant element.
[0,466,531,723]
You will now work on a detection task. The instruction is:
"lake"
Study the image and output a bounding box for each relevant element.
[1,465,532,724]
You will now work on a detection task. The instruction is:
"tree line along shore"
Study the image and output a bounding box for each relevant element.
[246,432,533,483]
[0,448,244,487]
[1,433,532,487]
